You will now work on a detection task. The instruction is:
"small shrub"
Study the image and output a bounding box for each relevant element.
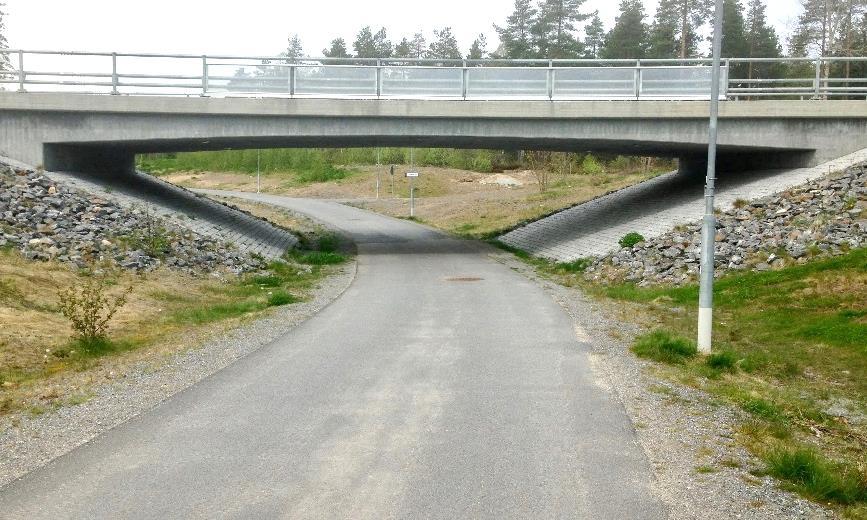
[706,350,738,372]
[733,198,750,209]
[631,330,698,364]
[249,274,283,287]
[580,154,605,175]
[58,279,132,350]
[766,448,867,505]
[267,291,298,306]
[619,232,646,249]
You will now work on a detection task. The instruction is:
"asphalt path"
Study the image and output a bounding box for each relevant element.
[0,193,664,519]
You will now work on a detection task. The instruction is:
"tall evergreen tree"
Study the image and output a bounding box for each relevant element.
[744,0,783,79]
[467,34,489,60]
[583,13,606,58]
[285,34,304,60]
[648,0,714,58]
[720,0,749,58]
[0,2,9,75]
[790,0,866,83]
[428,27,462,60]
[394,37,414,59]
[534,0,591,58]
[410,32,428,58]
[494,0,537,58]
[322,38,351,58]
[600,0,649,59]
[373,28,393,58]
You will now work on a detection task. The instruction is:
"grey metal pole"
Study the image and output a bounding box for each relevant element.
[697,0,725,354]
[256,149,261,194]
[17,50,25,92]
[410,176,415,218]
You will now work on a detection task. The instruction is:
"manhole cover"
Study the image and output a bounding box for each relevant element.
[444,276,483,282]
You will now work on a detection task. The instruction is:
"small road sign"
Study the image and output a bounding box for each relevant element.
[406,171,419,178]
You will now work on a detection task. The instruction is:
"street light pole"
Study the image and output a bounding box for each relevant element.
[698,0,725,354]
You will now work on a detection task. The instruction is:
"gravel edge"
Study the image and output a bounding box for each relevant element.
[491,251,836,520]
[0,258,357,488]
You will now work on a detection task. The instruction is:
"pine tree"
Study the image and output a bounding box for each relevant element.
[0,2,9,75]
[428,27,462,60]
[790,0,867,83]
[353,27,377,58]
[584,13,605,58]
[373,28,393,58]
[467,34,489,60]
[323,38,351,58]
[285,34,304,60]
[494,0,538,59]
[600,0,649,59]
[534,0,591,58]
[410,32,427,58]
[744,0,783,79]
[648,0,714,59]
[394,37,413,59]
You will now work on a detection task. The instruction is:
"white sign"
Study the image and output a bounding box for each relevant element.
[406,171,419,178]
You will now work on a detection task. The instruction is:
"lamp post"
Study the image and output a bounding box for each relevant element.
[697,0,725,354]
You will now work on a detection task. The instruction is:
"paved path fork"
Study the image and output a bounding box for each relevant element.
[0,193,664,519]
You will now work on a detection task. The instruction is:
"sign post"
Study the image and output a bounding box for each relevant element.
[256,149,261,194]
[390,164,395,196]
[697,0,725,354]
[406,171,419,218]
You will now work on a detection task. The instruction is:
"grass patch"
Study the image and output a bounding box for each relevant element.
[267,290,298,306]
[765,448,867,506]
[619,232,645,249]
[291,251,346,265]
[572,247,867,515]
[631,330,698,364]
[706,350,738,372]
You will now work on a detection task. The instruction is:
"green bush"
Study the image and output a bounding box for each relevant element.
[766,448,867,505]
[58,279,132,350]
[619,232,646,249]
[580,154,605,175]
[317,233,340,253]
[631,330,698,364]
[556,258,591,273]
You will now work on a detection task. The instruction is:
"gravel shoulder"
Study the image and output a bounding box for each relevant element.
[0,256,356,488]
[491,251,835,519]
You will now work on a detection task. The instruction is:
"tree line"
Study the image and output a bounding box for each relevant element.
[270,0,867,80]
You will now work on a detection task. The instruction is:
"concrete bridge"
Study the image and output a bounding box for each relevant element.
[1,92,866,176]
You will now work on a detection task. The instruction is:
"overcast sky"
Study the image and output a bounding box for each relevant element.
[5,0,803,57]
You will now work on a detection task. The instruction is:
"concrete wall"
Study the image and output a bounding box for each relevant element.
[1,93,866,174]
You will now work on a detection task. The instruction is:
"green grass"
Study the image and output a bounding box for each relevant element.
[706,350,738,372]
[619,232,646,248]
[631,330,698,364]
[267,290,298,306]
[766,448,867,505]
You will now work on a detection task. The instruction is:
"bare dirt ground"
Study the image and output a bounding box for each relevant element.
[163,165,664,237]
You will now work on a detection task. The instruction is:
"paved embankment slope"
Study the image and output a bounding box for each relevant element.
[500,149,867,262]
[45,166,297,258]
[0,193,662,519]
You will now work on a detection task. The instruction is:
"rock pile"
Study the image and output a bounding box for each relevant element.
[0,162,266,274]
[584,163,867,286]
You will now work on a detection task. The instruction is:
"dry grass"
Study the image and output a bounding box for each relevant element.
[0,247,337,418]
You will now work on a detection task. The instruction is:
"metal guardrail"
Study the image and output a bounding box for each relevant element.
[0,50,865,100]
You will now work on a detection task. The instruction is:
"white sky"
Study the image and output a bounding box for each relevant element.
[5,0,803,57]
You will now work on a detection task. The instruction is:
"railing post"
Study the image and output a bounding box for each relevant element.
[201,55,208,96]
[461,60,468,100]
[17,50,25,92]
[375,59,382,98]
[111,52,119,95]
[634,60,641,99]
[722,59,730,99]
[547,60,554,100]
[289,64,296,97]
[813,58,822,99]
